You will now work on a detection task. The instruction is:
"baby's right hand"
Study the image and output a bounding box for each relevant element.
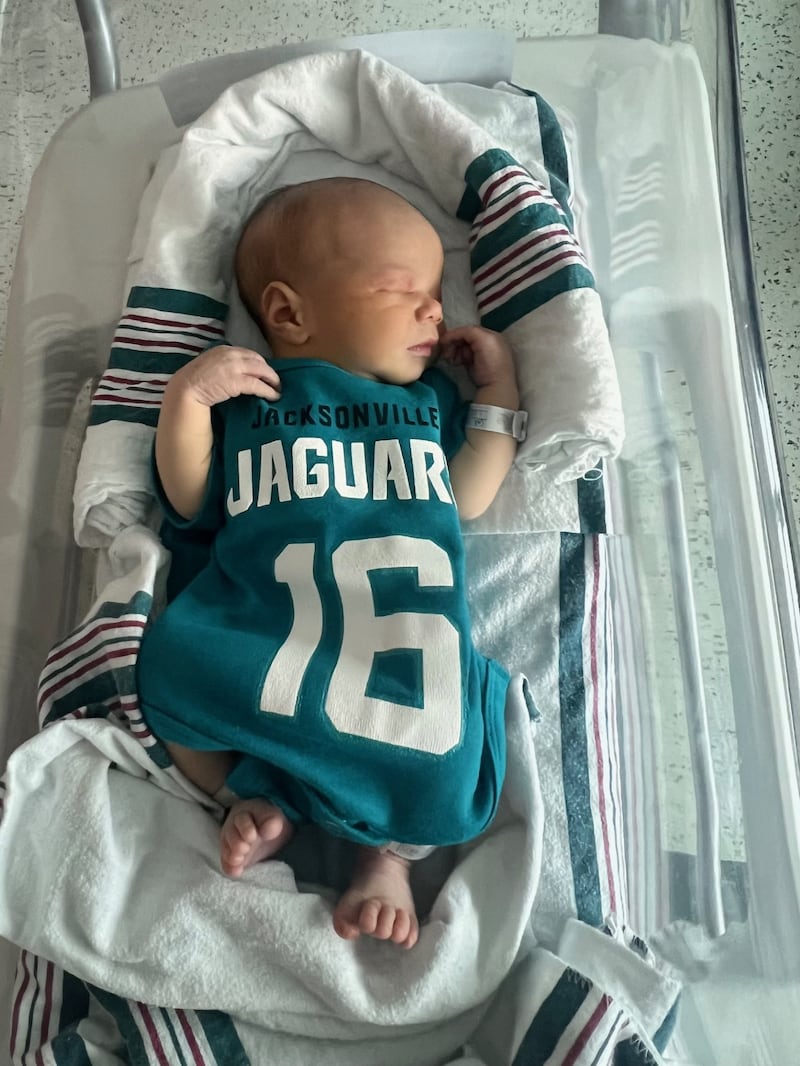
[168,345,282,407]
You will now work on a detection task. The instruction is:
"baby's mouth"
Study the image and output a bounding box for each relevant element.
[408,339,439,356]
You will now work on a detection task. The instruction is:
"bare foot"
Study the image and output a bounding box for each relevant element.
[220,798,294,878]
[333,847,419,949]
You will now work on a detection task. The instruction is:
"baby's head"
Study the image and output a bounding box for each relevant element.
[234,177,445,385]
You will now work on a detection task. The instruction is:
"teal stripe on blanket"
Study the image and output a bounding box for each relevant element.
[127,285,229,319]
[654,999,680,1053]
[57,967,90,1028]
[510,86,574,229]
[197,1010,251,1066]
[457,148,596,332]
[87,987,252,1066]
[578,464,607,535]
[614,1038,661,1065]
[40,592,152,726]
[559,533,602,926]
[84,987,152,1065]
[90,285,228,427]
[46,1028,94,1066]
[43,676,136,725]
[511,969,591,1064]
[159,1010,191,1066]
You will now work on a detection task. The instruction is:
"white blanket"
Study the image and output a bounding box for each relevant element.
[0,679,541,1049]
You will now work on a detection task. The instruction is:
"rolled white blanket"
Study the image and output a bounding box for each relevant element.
[73,49,623,547]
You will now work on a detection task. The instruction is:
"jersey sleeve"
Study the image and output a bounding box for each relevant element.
[421,366,469,459]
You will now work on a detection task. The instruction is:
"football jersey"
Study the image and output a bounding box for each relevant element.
[137,358,509,847]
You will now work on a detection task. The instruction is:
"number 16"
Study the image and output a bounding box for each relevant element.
[259,535,463,755]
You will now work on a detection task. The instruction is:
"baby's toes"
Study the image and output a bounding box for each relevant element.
[220,845,244,878]
[332,909,361,941]
[369,902,401,941]
[258,814,284,841]
[357,898,385,937]
[232,811,259,844]
[400,915,419,950]
[390,908,412,946]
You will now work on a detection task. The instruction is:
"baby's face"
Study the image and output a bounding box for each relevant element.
[300,202,445,385]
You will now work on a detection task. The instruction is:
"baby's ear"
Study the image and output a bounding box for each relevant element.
[261,282,309,344]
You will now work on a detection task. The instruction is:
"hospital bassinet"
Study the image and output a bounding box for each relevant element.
[1,1,799,1063]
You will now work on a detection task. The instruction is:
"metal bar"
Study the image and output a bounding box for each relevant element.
[74,0,121,97]
[640,352,726,938]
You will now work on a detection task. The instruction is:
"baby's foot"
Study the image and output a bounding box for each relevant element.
[333,847,419,949]
[220,798,294,878]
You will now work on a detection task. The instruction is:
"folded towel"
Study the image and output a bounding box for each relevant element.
[73,49,623,547]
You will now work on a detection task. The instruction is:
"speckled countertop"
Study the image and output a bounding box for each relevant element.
[736,0,800,498]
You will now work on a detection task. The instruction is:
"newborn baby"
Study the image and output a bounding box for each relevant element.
[137,177,522,948]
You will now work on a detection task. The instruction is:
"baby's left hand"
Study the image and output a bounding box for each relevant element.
[439,325,515,389]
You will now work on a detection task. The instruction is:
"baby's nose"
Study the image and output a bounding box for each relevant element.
[419,295,443,322]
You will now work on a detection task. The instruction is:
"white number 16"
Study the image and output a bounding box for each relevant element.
[259,535,463,755]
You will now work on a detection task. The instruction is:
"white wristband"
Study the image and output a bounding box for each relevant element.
[466,403,528,442]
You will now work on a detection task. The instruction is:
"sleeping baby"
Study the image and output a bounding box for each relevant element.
[137,176,523,949]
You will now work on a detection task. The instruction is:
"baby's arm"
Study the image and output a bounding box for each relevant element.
[442,326,520,521]
[156,346,281,519]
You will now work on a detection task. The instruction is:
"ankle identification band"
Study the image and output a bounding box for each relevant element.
[466,404,528,442]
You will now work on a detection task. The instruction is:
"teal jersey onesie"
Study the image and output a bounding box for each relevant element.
[137,358,509,847]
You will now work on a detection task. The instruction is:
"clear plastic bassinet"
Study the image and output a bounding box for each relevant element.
[1,1,800,1063]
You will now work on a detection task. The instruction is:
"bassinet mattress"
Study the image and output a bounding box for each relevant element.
[0,25,790,1066]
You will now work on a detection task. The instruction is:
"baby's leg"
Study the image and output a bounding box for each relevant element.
[333,846,419,949]
[165,742,294,878]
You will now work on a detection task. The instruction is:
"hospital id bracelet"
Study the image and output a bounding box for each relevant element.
[466,403,528,442]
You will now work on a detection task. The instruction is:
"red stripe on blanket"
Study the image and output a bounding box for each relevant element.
[38,646,141,713]
[45,617,146,672]
[40,960,55,1052]
[474,187,553,235]
[480,165,537,200]
[563,993,612,1066]
[139,1003,171,1066]
[472,226,575,288]
[103,695,154,739]
[177,1009,208,1066]
[476,249,582,309]
[125,313,225,335]
[110,335,206,353]
[10,951,31,1061]
[92,395,163,407]
[590,536,616,915]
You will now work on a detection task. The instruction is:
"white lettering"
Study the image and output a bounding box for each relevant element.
[293,437,329,499]
[226,438,454,513]
[227,449,254,516]
[257,441,291,506]
[410,440,454,504]
[332,440,368,499]
[373,439,412,501]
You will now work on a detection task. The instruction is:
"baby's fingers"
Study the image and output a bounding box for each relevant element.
[237,372,282,402]
[237,352,282,391]
[441,338,473,367]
